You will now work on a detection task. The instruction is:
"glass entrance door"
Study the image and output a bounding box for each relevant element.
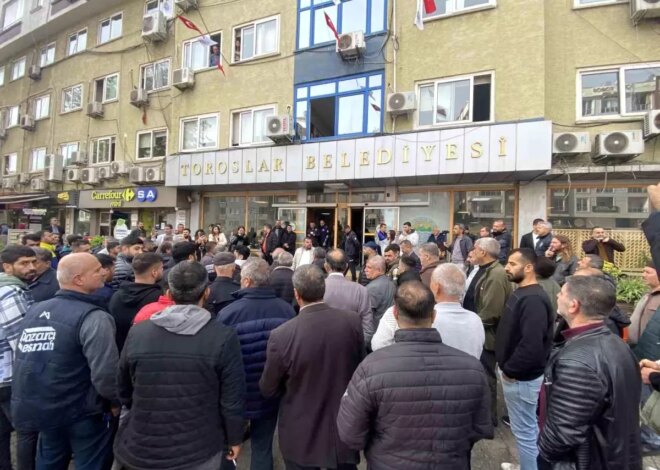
[363,207,399,246]
[277,208,307,250]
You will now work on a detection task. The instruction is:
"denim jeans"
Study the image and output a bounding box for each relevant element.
[0,387,37,470]
[36,414,113,470]
[499,371,543,470]
[250,413,278,470]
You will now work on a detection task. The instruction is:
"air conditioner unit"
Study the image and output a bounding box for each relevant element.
[81,167,99,185]
[173,68,195,90]
[386,92,417,115]
[28,65,41,80]
[130,89,149,108]
[266,115,297,144]
[591,130,645,165]
[336,31,366,60]
[552,132,591,157]
[30,178,46,191]
[144,166,164,183]
[45,154,64,182]
[141,11,167,42]
[643,110,660,140]
[631,0,660,24]
[17,173,30,185]
[86,101,104,118]
[175,0,198,12]
[97,165,114,180]
[66,168,81,182]
[69,150,88,167]
[20,115,35,131]
[1,177,16,190]
[110,160,130,175]
[129,166,146,183]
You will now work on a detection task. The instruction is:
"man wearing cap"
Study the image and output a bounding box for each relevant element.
[206,252,240,317]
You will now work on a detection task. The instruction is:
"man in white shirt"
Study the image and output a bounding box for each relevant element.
[292,237,314,270]
[155,224,174,246]
[396,222,419,248]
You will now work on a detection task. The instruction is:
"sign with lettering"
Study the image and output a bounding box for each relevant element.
[78,186,183,209]
[136,187,158,203]
[166,121,552,187]
[91,188,135,208]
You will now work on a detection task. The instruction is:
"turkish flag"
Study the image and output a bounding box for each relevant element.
[217,63,226,77]
[424,0,437,14]
[177,15,203,35]
[324,12,339,41]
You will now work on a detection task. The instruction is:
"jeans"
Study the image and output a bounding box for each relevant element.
[480,349,498,425]
[250,414,278,470]
[36,414,113,470]
[499,371,543,470]
[641,382,660,447]
[0,387,37,470]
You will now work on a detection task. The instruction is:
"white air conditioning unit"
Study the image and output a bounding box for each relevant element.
[66,168,81,182]
[266,115,296,144]
[552,132,591,157]
[69,150,88,166]
[97,165,114,180]
[28,65,41,80]
[145,166,164,183]
[110,160,130,175]
[45,154,64,182]
[30,178,46,191]
[336,31,366,60]
[386,92,417,116]
[81,167,99,185]
[173,68,195,90]
[130,89,149,108]
[141,11,167,42]
[129,166,146,183]
[20,115,35,131]
[2,177,16,190]
[643,110,660,140]
[86,101,104,118]
[591,130,645,164]
[631,0,660,24]
[17,173,30,185]
[175,0,198,12]
[0,128,6,140]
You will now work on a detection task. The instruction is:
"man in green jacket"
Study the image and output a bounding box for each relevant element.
[463,237,512,426]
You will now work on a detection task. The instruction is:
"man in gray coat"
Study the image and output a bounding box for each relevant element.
[365,256,396,331]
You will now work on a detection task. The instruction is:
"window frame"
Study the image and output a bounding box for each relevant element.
[67,28,87,56]
[421,0,496,23]
[98,12,123,45]
[181,33,222,72]
[32,94,50,120]
[59,141,79,167]
[89,135,117,165]
[29,147,47,173]
[39,42,56,67]
[140,58,171,92]
[3,152,17,176]
[10,56,25,81]
[232,15,280,63]
[136,128,168,160]
[93,73,120,104]
[5,105,19,128]
[61,83,83,114]
[2,0,22,30]
[31,0,44,11]
[573,0,626,9]
[0,66,4,87]
[179,113,220,152]
[230,104,277,147]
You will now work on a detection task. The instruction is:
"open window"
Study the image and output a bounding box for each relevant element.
[182,33,222,71]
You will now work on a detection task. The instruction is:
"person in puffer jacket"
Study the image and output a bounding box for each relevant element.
[110,234,144,291]
[337,281,493,470]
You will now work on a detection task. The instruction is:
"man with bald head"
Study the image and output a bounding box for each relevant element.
[365,255,396,331]
[12,253,119,469]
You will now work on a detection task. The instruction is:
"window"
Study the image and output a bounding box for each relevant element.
[417,73,492,127]
[2,0,22,29]
[628,197,648,214]
[33,95,50,120]
[454,190,514,235]
[30,147,46,172]
[40,43,55,67]
[94,74,119,103]
[137,129,167,159]
[576,197,589,213]
[4,105,19,127]
[0,66,4,86]
[61,84,83,113]
[98,13,122,44]
[3,153,16,175]
[297,0,386,49]
[180,114,218,151]
[231,106,276,146]
[295,72,384,140]
[90,136,116,164]
[10,56,25,80]
[145,0,173,17]
[574,0,626,7]
[59,142,79,166]
[31,0,44,9]
[579,64,660,119]
[422,0,495,20]
[233,17,278,62]
[67,29,87,56]
[140,59,170,91]
[182,34,221,71]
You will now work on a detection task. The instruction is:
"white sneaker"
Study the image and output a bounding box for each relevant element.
[501,464,520,470]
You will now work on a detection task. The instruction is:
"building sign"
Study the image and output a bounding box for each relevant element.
[136,187,158,203]
[22,209,47,216]
[91,188,136,208]
[166,121,552,187]
[78,186,185,209]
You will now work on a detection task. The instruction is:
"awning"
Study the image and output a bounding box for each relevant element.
[0,194,51,204]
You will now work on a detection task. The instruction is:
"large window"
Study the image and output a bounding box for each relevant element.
[30,147,46,172]
[90,136,116,164]
[94,74,119,103]
[33,94,50,120]
[182,34,221,71]
[140,59,170,91]
[98,13,122,44]
[418,73,492,127]
[3,153,16,175]
[4,105,19,127]
[61,84,83,113]
[10,56,25,81]
[67,29,87,56]
[422,0,495,20]
[579,64,660,119]
[2,0,21,29]
[295,71,384,140]
[453,189,515,235]
[59,142,79,166]
[233,16,278,62]
[137,129,167,159]
[180,114,218,151]
[297,0,386,49]
[231,106,275,146]
[40,43,55,67]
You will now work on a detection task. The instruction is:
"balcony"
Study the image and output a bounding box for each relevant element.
[592,206,620,213]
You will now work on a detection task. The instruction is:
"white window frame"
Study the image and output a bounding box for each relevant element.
[573,0,627,9]
[136,128,168,160]
[59,141,79,167]
[232,15,279,63]
[5,105,19,127]
[230,105,277,147]
[2,0,22,30]
[94,73,119,103]
[39,42,55,67]
[179,113,219,152]
[423,0,496,23]
[98,12,123,45]
[10,56,25,81]
[0,66,4,86]
[3,152,17,175]
[61,83,83,113]
[31,0,44,10]
[415,71,494,129]
[33,94,50,120]
[140,58,170,92]
[67,28,87,56]
[576,62,660,122]
[181,33,222,72]
[29,147,46,173]
[90,135,116,165]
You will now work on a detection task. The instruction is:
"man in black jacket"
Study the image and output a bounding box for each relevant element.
[497,249,554,469]
[519,218,544,251]
[337,281,492,469]
[270,252,295,305]
[491,219,512,265]
[341,225,361,282]
[538,275,641,470]
[28,248,59,302]
[114,261,246,470]
[206,252,239,316]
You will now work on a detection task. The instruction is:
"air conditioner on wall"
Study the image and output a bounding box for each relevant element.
[28,65,41,80]
[111,160,130,175]
[173,68,195,90]
[130,89,149,108]
[643,110,660,140]
[30,178,46,191]
[17,173,30,185]
[175,0,198,12]
[2,177,16,190]
[266,115,296,144]
[20,115,35,131]
[87,102,104,118]
[129,166,145,183]
[81,167,99,185]
[45,154,64,182]
[591,130,644,165]
[97,165,113,180]
[386,92,417,115]
[145,166,164,183]
[552,132,591,157]
[336,31,366,60]
[66,168,81,182]
[631,0,660,24]
[141,11,167,42]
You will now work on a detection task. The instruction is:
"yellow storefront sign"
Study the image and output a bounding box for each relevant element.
[91,188,135,207]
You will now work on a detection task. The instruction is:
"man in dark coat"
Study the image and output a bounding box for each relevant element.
[28,248,59,302]
[260,265,364,470]
[533,221,553,257]
[492,219,513,265]
[337,281,492,469]
[206,252,239,316]
[582,226,626,264]
[281,225,297,255]
[519,218,545,251]
[261,224,278,265]
[270,252,295,305]
[341,225,361,282]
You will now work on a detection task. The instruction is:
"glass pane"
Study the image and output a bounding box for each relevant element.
[72,86,82,109]
[300,0,311,7]
[241,26,255,61]
[364,208,399,242]
[100,22,110,43]
[155,61,169,88]
[418,85,434,126]
[183,120,198,149]
[143,65,154,91]
[337,94,364,135]
[203,196,246,239]
[256,20,277,55]
[369,74,382,88]
[78,31,87,51]
[424,0,448,17]
[3,1,18,28]
[298,10,311,49]
[454,190,514,236]
[104,76,118,101]
[240,112,253,144]
[191,40,207,70]
[296,87,308,99]
[296,100,308,140]
[370,0,386,32]
[277,208,306,247]
[581,71,619,117]
[338,77,366,93]
[199,116,218,148]
[367,89,382,133]
[310,82,335,97]
[111,15,122,39]
[313,6,336,45]
[153,131,167,157]
[463,0,490,7]
[138,133,152,159]
[624,67,660,113]
[68,36,76,55]
[248,197,277,238]
[253,109,273,143]
[341,0,367,34]
[436,79,470,122]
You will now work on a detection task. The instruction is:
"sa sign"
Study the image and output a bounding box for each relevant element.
[136,187,158,203]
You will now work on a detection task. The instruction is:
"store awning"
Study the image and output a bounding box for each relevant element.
[0,194,51,204]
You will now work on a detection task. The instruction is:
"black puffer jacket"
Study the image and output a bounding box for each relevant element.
[337,329,493,470]
[539,325,642,470]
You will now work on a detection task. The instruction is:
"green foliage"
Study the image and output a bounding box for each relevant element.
[603,261,622,281]
[90,235,104,248]
[616,276,648,305]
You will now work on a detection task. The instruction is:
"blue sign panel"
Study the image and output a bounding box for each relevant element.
[136,187,158,203]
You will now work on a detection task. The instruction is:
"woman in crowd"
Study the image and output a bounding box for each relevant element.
[545,234,577,286]
[229,225,247,252]
[208,224,228,250]
[387,229,397,246]
[194,229,208,261]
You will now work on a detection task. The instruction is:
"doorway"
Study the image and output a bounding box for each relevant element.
[307,207,335,247]
[350,209,364,242]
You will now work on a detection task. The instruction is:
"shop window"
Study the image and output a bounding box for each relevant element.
[140,59,170,92]
[30,147,46,172]
[61,84,83,113]
[295,72,384,141]
[98,13,122,44]
[10,56,25,81]
[4,105,19,127]
[32,94,50,120]
[94,74,119,103]
[0,66,4,87]
[399,192,451,242]
[137,129,167,159]
[59,142,79,166]
[3,153,16,175]
[418,73,492,127]
[40,43,55,67]
[233,16,278,62]
[180,114,218,151]
[182,33,222,71]
[2,0,22,30]
[67,29,87,56]
[422,0,495,20]
[297,0,386,49]
[90,136,116,164]
[231,106,275,146]
[453,190,515,235]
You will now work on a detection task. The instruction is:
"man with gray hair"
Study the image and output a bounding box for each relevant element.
[533,221,553,257]
[365,255,396,331]
[418,243,442,288]
[430,264,484,359]
[446,223,473,272]
[270,251,295,305]
[218,258,295,470]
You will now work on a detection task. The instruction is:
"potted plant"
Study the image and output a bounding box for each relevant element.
[616,276,648,314]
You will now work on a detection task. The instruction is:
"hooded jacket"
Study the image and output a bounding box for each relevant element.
[132,296,175,325]
[108,281,162,351]
[0,274,32,386]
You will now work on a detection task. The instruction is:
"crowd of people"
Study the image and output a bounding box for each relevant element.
[0,185,654,470]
